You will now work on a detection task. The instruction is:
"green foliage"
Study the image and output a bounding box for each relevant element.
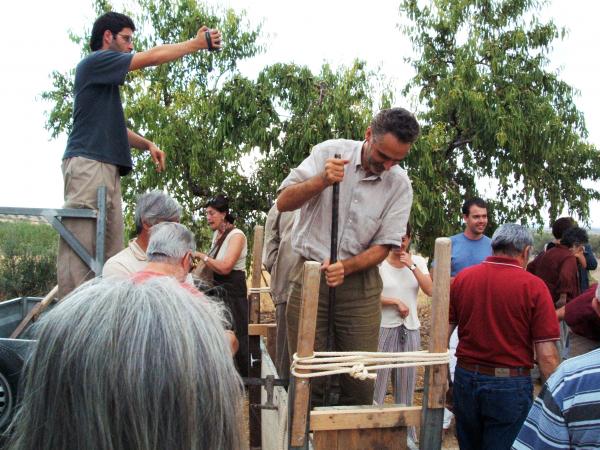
[42,0,384,250]
[401,0,600,257]
[0,222,57,301]
[588,233,600,257]
[532,230,552,256]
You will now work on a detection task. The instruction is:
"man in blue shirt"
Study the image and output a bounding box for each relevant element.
[58,12,221,298]
[449,197,492,277]
[435,197,492,430]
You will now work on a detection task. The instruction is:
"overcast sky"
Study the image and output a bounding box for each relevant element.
[2,0,599,227]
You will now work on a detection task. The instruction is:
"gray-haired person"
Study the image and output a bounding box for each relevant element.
[5,278,244,450]
[103,190,182,278]
[134,221,239,355]
[449,223,560,450]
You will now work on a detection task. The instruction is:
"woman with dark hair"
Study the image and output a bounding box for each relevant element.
[5,278,244,450]
[196,194,249,376]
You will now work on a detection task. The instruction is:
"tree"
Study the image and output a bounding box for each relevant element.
[400,0,600,256]
[43,0,387,248]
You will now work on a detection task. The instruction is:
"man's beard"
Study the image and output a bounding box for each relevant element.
[367,155,385,174]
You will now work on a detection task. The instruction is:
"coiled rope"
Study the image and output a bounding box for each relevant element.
[291,350,450,381]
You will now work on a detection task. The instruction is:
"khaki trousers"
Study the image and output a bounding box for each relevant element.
[58,157,124,299]
[286,257,382,406]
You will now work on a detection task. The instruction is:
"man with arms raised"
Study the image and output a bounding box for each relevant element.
[450,223,560,450]
[277,107,420,405]
[59,12,221,298]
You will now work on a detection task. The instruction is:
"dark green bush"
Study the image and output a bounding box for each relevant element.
[0,221,57,301]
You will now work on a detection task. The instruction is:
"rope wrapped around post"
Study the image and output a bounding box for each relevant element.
[291,350,450,380]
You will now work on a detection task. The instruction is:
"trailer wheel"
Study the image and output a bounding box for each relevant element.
[0,344,25,431]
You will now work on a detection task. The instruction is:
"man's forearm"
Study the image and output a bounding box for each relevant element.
[535,341,560,382]
[127,129,151,150]
[277,176,329,211]
[340,245,389,277]
[130,40,201,71]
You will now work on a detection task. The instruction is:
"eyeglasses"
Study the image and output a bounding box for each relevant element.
[113,33,133,43]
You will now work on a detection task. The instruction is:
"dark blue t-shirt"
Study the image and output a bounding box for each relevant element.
[63,50,134,176]
[449,233,492,277]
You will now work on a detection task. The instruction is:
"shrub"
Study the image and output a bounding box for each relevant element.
[0,221,57,301]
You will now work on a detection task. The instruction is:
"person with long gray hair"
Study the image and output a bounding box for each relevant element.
[449,223,560,449]
[5,277,244,450]
[103,190,182,278]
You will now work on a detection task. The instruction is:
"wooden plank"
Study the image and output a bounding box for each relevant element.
[10,285,58,339]
[313,430,338,449]
[249,225,264,324]
[249,334,262,449]
[420,237,451,450]
[266,323,277,363]
[310,405,421,431]
[261,337,289,450]
[289,261,321,448]
[336,428,405,450]
[249,225,265,448]
[249,323,277,337]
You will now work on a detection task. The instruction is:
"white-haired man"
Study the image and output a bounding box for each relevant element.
[132,222,238,354]
[103,191,182,278]
[449,223,560,450]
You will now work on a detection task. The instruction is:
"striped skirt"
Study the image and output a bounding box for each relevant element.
[373,325,420,441]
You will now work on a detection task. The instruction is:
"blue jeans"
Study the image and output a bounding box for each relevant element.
[453,366,533,450]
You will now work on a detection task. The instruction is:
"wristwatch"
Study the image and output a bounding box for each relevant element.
[409,264,417,272]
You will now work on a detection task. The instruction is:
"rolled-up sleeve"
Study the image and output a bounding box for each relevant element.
[278,146,322,193]
[371,171,413,247]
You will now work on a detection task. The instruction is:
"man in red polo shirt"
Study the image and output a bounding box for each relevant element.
[449,223,560,450]
[557,283,600,356]
[527,226,588,359]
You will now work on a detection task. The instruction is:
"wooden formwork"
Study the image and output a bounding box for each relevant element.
[288,238,452,450]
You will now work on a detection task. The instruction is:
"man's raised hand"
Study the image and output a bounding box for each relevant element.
[196,26,222,51]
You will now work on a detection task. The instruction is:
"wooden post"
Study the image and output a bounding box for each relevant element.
[10,285,58,339]
[289,261,321,448]
[250,225,264,324]
[419,238,451,450]
[249,225,265,449]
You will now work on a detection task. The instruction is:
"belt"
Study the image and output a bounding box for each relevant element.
[457,360,530,377]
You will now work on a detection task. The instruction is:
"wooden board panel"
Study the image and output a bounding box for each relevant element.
[310,405,421,431]
[249,323,277,336]
[313,430,338,449]
[313,428,406,450]
[290,262,321,447]
[260,338,289,450]
[420,237,451,450]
